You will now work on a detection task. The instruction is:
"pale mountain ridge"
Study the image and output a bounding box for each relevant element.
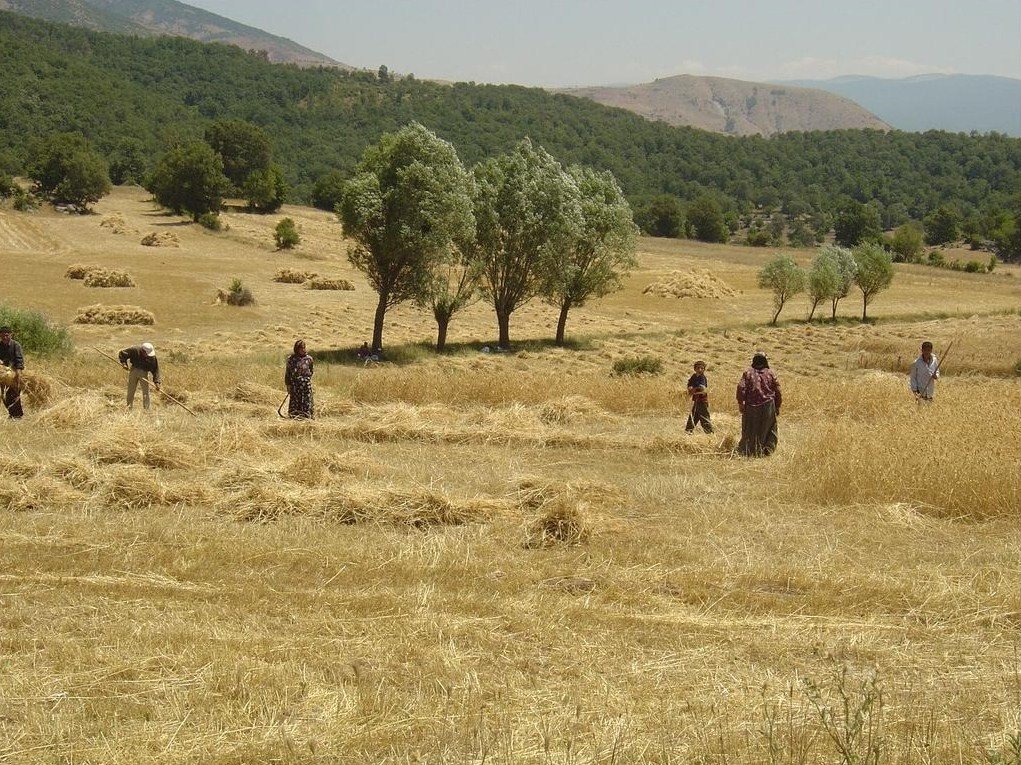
[561,74,890,136]
[0,0,353,67]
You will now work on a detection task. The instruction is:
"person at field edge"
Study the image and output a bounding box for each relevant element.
[736,352,781,457]
[0,326,25,419]
[285,339,314,419]
[119,342,161,410]
[909,341,940,402]
[685,360,713,434]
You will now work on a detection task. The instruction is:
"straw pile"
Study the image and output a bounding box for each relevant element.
[273,269,317,284]
[99,214,131,234]
[65,264,94,280]
[84,269,135,288]
[523,496,591,548]
[86,424,198,470]
[229,381,280,405]
[307,277,355,291]
[16,371,55,407]
[74,305,155,325]
[643,269,737,299]
[140,231,179,248]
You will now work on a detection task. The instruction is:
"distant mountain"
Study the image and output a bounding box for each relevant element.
[560,74,890,136]
[781,75,1021,137]
[0,0,351,67]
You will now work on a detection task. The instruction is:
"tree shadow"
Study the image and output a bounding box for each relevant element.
[313,335,597,368]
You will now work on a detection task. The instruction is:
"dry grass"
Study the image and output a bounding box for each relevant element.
[140,231,179,247]
[643,268,738,298]
[0,188,1018,764]
[74,304,155,325]
[83,268,135,288]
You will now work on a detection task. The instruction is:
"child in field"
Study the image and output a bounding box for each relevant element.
[685,360,713,434]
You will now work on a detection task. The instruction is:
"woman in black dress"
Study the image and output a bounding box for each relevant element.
[284,339,314,419]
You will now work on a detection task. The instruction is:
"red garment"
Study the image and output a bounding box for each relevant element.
[736,367,781,412]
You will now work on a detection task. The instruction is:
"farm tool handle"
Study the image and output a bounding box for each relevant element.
[93,346,197,416]
[277,392,289,418]
[920,340,954,394]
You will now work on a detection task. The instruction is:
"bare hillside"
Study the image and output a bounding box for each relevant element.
[563,74,890,136]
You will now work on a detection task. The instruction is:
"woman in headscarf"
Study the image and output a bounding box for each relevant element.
[736,352,781,456]
[284,339,314,419]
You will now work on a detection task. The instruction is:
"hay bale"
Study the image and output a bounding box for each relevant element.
[524,497,591,548]
[140,231,179,248]
[306,277,354,291]
[74,305,155,325]
[643,269,737,299]
[273,269,317,284]
[65,264,94,280]
[83,269,135,288]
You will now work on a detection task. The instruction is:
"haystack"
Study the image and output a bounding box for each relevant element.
[65,264,93,280]
[643,269,737,299]
[74,305,155,325]
[140,231,179,248]
[523,496,591,548]
[84,269,135,288]
[307,277,355,291]
[273,269,317,284]
[100,214,132,234]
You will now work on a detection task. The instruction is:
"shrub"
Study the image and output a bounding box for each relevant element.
[274,217,300,249]
[224,278,255,306]
[0,304,73,356]
[0,172,15,198]
[988,255,998,273]
[11,189,37,212]
[306,277,354,291]
[927,250,945,268]
[198,212,223,231]
[611,355,663,376]
[964,260,984,273]
[746,228,770,247]
[273,269,316,284]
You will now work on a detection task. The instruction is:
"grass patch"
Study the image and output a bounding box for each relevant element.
[611,355,664,376]
[0,304,72,356]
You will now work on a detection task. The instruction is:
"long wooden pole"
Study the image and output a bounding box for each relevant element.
[93,346,197,416]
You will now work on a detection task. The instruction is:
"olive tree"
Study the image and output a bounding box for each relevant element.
[541,165,637,345]
[853,242,895,321]
[758,254,806,325]
[822,244,857,319]
[339,123,474,352]
[806,248,841,321]
[471,140,582,348]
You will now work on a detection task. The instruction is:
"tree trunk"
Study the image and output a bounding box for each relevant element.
[771,301,783,325]
[372,293,388,351]
[831,298,839,320]
[496,309,511,349]
[435,312,450,353]
[807,298,820,322]
[861,296,869,322]
[555,299,571,346]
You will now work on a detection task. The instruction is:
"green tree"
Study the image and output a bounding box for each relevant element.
[274,217,300,249]
[542,166,638,346]
[243,164,288,212]
[834,201,882,247]
[823,245,857,319]
[687,196,729,243]
[634,195,684,238]
[108,137,147,185]
[889,222,924,262]
[339,123,474,351]
[768,212,786,245]
[806,248,841,321]
[204,119,272,191]
[419,248,480,353]
[788,219,815,247]
[853,242,894,321]
[25,133,111,210]
[147,141,231,221]
[311,170,347,211]
[758,254,806,325]
[471,139,582,349]
[993,199,1021,262]
[923,204,961,246]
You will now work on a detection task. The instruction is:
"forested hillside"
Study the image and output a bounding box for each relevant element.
[1,11,1019,220]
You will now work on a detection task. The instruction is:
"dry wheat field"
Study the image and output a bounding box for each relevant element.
[1,188,1020,764]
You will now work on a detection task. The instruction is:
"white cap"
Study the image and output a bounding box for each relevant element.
[141,342,156,357]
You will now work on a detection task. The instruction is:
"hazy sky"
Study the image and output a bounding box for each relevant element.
[186,0,1021,86]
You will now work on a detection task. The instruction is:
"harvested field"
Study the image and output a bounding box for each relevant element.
[74,304,155,325]
[1,187,1019,765]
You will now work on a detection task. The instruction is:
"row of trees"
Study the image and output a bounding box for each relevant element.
[339,124,638,351]
[758,244,895,324]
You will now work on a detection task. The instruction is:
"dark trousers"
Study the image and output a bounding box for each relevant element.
[2,384,23,418]
[685,399,713,433]
[738,400,778,456]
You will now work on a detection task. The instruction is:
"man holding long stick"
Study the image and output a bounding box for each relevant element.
[909,341,941,402]
[119,342,161,410]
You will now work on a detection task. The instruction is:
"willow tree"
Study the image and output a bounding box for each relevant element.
[419,231,480,352]
[542,166,637,345]
[471,140,581,349]
[339,123,474,351]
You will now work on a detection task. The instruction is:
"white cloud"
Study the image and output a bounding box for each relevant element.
[772,56,955,80]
